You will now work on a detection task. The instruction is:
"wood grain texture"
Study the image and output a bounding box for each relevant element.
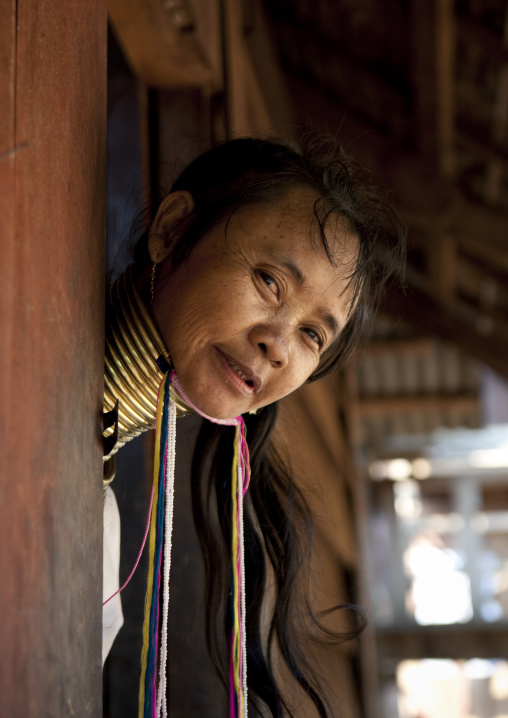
[109,0,215,89]
[278,383,359,572]
[0,0,107,715]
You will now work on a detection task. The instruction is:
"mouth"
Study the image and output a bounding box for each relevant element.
[215,349,261,395]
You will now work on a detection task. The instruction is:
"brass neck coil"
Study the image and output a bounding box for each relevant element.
[103,265,190,463]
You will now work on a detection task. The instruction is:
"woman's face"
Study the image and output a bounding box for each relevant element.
[151,187,358,419]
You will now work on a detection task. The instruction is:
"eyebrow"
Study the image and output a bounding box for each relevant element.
[280,258,305,285]
[276,254,342,338]
[321,311,340,338]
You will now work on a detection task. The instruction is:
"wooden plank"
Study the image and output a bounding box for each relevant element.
[190,0,223,85]
[0,0,16,427]
[377,624,508,659]
[241,1,295,134]
[297,375,347,470]
[0,0,106,714]
[108,0,216,89]
[276,386,363,716]
[224,0,272,136]
[277,390,359,570]
[0,0,15,155]
[224,0,294,137]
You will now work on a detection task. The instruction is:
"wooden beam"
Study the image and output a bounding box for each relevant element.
[337,369,383,718]
[188,0,223,87]
[457,251,508,307]
[355,394,479,416]
[436,0,456,178]
[223,0,294,137]
[356,338,435,358]
[427,232,458,307]
[108,0,216,89]
[457,117,508,171]
[411,0,456,177]
[241,2,296,135]
[459,13,508,66]
[377,624,508,659]
[0,0,106,714]
[451,201,508,272]
[483,6,508,204]
[383,285,508,379]
[223,0,272,136]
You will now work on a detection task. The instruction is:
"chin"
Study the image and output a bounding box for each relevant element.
[174,378,243,421]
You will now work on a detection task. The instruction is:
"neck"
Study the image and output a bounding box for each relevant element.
[104,265,190,462]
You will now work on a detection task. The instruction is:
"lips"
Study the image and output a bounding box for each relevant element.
[228,359,253,385]
[215,349,262,394]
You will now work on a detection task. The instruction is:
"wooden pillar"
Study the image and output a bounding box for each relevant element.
[0,0,107,715]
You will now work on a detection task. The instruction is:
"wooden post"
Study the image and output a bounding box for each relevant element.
[411,0,456,178]
[0,0,107,715]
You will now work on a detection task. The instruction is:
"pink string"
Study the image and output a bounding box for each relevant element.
[103,374,166,607]
[230,632,236,718]
[170,372,241,427]
[103,372,249,608]
[103,482,155,606]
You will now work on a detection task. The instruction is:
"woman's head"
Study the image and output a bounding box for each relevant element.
[139,137,405,419]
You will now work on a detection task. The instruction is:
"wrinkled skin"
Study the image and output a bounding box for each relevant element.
[151,187,358,420]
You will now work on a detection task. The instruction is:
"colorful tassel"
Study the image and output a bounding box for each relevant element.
[139,372,171,718]
[171,374,250,718]
[107,367,251,718]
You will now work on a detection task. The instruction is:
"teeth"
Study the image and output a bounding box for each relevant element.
[228,360,248,381]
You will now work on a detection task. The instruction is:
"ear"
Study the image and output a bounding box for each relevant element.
[147,190,195,263]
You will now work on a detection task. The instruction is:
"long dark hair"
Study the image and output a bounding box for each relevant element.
[136,137,406,715]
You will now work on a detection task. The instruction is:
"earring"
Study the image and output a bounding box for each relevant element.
[150,262,157,305]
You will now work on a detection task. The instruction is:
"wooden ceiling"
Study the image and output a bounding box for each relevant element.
[109,0,508,379]
[265,0,508,379]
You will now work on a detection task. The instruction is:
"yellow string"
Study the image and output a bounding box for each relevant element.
[231,425,242,715]
[138,373,166,718]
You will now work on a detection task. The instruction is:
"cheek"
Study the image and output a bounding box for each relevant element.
[290,356,316,391]
[169,301,212,352]
[168,273,258,349]
[267,353,316,403]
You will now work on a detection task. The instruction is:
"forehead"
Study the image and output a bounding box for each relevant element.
[233,186,359,275]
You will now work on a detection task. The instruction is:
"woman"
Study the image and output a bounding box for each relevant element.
[103,136,405,716]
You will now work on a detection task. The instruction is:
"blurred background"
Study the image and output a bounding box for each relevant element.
[103,2,508,716]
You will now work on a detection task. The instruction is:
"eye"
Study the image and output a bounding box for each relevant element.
[258,271,279,298]
[302,327,324,348]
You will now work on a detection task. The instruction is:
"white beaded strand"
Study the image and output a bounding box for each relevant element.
[163,373,250,718]
[156,388,177,718]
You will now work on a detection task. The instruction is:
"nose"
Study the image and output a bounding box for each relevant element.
[248,324,289,368]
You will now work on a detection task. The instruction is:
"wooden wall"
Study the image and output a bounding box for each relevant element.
[0,0,107,715]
